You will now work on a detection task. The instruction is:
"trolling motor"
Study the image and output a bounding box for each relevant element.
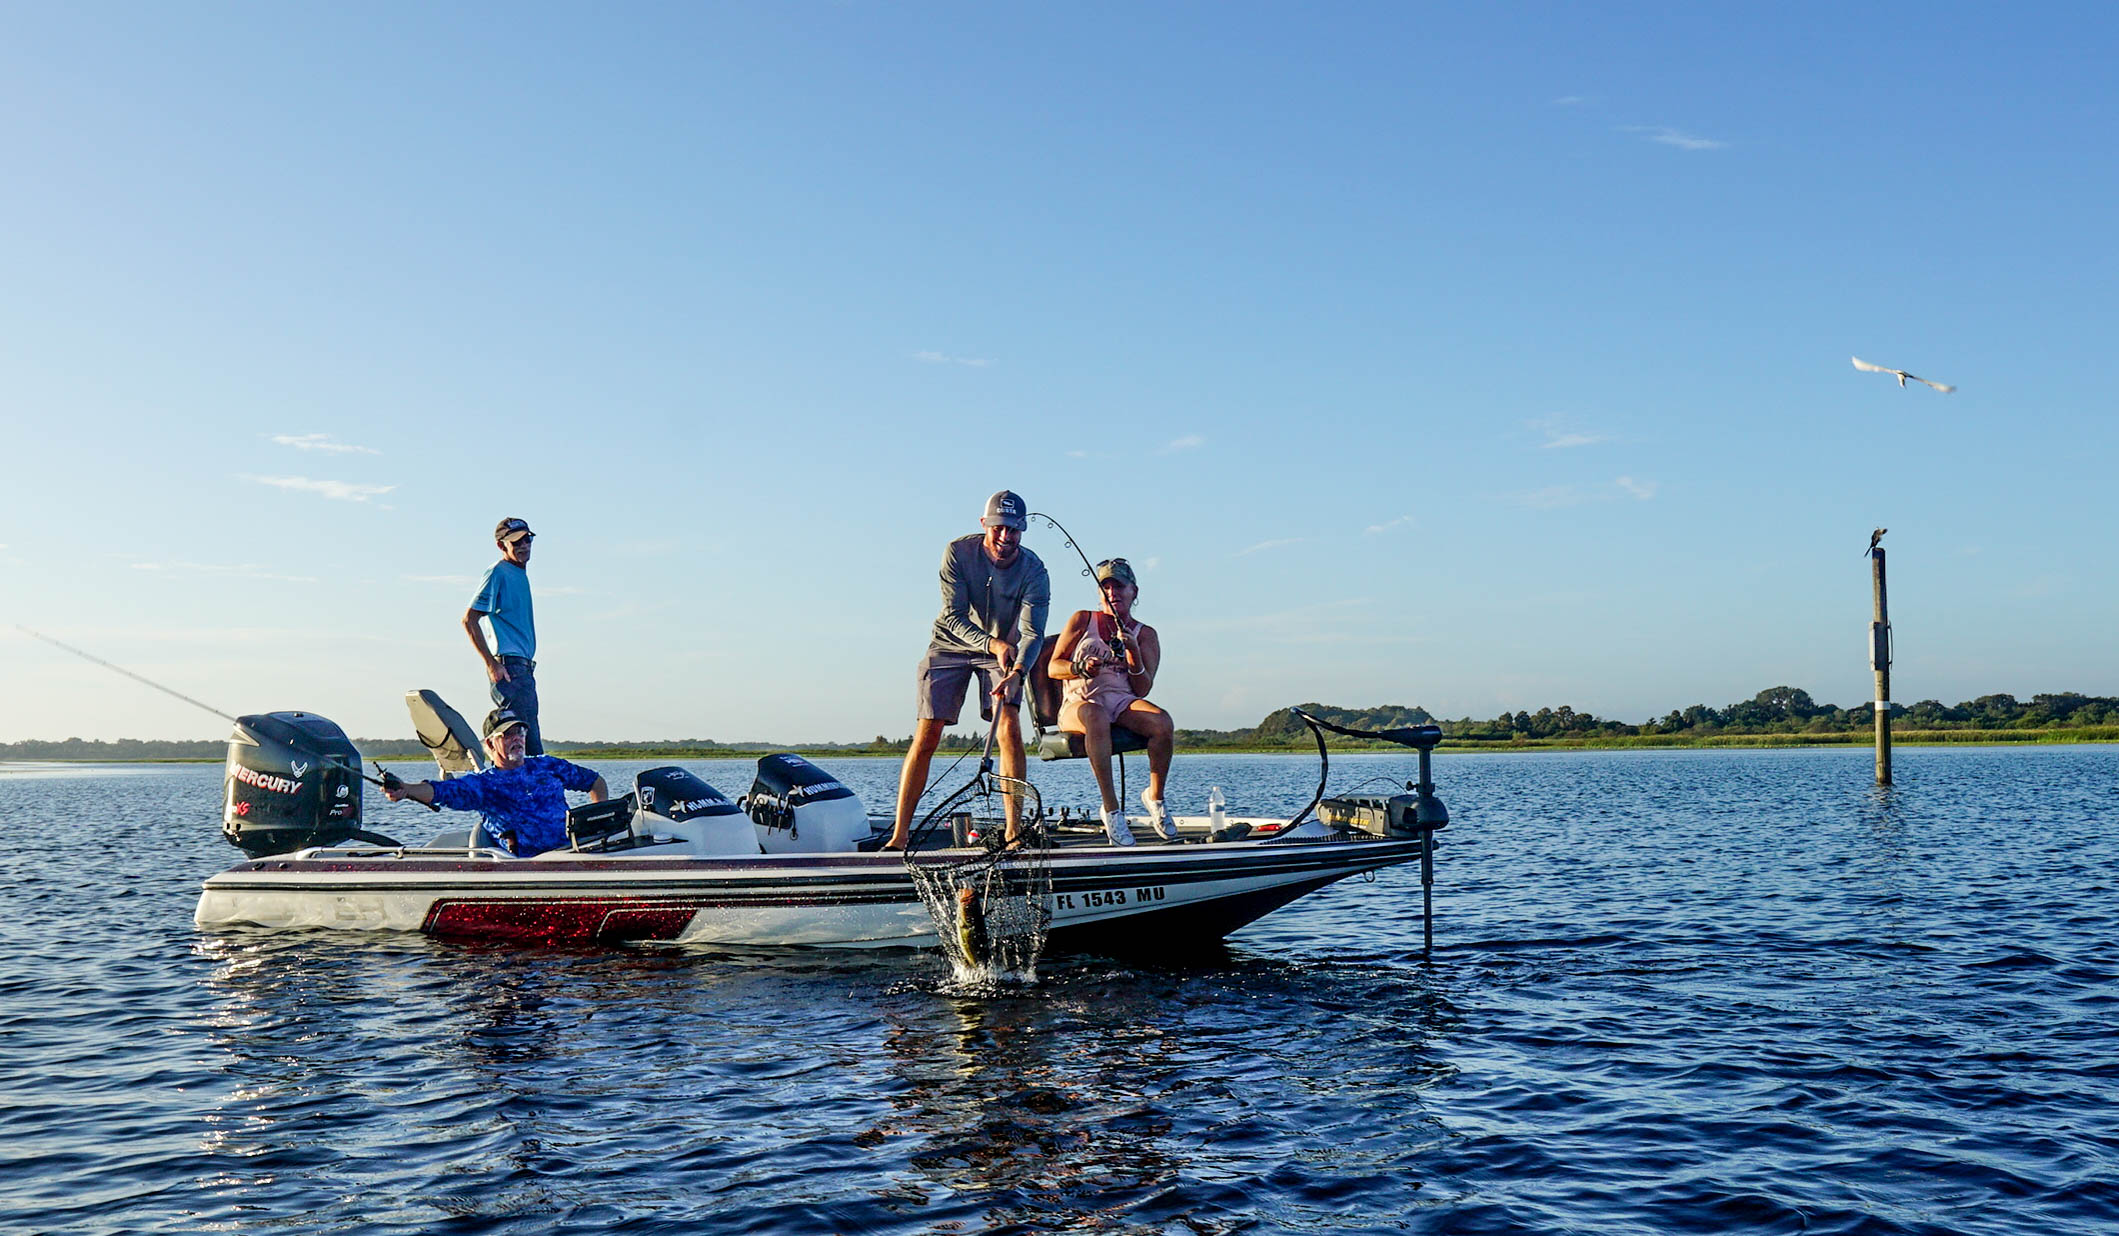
[222,711,400,857]
[1288,709,1451,957]
[1287,710,1449,837]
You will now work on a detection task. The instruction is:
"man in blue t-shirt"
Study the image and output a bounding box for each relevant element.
[382,708,608,856]
[465,516,544,754]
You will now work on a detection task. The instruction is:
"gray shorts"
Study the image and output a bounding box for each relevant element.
[917,647,1022,725]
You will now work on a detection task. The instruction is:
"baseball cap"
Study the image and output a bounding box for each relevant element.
[483,707,528,739]
[494,517,534,545]
[981,490,1027,530]
[1095,558,1137,587]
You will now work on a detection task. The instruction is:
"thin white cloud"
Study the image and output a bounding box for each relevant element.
[1528,416,1606,450]
[1553,95,1587,107]
[1160,434,1206,453]
[132,560,318,583]
[242,475,395,503]
[1141,556,1161,571]
[914,350,996,368]
[403,574,479,586]
[1625,126,1727,151]
[1237,537,1305,556]
[270,433,381,455]
[1616,476,1657,500]
[1365,515,1415,535]
[1515,485,1591,510]
[1065,449,1091,459]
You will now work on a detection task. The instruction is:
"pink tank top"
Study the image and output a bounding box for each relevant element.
[1063,612,1141,706]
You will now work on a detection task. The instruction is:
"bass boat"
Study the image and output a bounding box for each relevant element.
[195,692,1452,952]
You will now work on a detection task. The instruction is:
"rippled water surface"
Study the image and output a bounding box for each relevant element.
[4,747,2117,1234]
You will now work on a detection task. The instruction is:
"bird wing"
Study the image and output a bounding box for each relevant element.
[1911,375,1956,393]
[1851,356,1892,373]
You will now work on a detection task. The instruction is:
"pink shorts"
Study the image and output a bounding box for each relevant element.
[1060,689,1141,731]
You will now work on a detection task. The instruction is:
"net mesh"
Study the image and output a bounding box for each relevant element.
[904,773,1052,984]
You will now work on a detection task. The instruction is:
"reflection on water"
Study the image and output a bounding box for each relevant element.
[185,928,1460,1232]
[7,750,2119,1233]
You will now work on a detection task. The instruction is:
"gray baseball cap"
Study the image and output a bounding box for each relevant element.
[981,490,1027,530]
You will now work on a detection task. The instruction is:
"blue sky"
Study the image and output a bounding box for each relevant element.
[4,3,2116,743]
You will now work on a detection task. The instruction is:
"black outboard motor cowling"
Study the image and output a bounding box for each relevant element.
[635,766,741,823]
[222,711,383,857]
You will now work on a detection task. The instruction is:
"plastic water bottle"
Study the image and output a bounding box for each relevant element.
[1207,786,1226,831]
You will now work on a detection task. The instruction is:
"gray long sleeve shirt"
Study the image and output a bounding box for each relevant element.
[930,534,1050,664]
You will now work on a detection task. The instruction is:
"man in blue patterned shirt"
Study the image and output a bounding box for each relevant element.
[382,708,608,856]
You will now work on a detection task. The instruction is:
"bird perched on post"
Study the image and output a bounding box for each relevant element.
[1853,356,1955,393]
[1867,528,1887,557]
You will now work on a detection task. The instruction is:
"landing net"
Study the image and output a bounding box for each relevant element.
[905,771,1052,985]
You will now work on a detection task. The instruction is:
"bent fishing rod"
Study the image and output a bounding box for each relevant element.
[16,625,430,806]
[1027,511,1142,677]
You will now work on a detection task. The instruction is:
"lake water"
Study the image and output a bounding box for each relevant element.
[3,746,2116,1234]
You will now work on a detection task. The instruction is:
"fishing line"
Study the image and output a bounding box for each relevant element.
[18,624,395,793]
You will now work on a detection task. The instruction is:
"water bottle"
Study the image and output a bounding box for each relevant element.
[1207,786,1226,831]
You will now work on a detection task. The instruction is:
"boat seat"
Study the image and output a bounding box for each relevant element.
[1026,631,1151,761]
[406,689,488,777]
[1037,728,1150,761]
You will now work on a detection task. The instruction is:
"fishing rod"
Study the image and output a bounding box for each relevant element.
[1027,511,1141,677]
[16,624,426,804]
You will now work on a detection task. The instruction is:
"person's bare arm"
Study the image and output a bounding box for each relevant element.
[588,776,608,803]
[1046,612,1094,680]
[463,608,507,683]
[1126,624,1161,698]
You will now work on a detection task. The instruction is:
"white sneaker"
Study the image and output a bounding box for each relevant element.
[1101,806,1136,846]
[1142,791,1178,841]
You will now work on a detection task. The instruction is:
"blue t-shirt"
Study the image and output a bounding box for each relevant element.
[471,560,536,660]
[428,756,600,856]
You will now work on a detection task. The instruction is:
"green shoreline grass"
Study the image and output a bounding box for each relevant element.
[11,725,2117,765]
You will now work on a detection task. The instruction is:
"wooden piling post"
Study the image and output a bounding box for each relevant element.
[1870,546,1892,785]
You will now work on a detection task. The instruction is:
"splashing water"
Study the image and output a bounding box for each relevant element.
[907,829,1053,985]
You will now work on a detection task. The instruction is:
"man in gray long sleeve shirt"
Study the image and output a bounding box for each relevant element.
[887,490,1050,848]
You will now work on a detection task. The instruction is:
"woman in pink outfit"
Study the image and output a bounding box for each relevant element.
[1046,558,1176,845]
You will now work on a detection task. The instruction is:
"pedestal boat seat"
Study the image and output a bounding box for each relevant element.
[1026,634,1149,761]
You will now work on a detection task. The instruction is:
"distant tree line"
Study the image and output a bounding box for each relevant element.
[8,690,2119,762]
[1177,688,2119,747]
[0,730,996,763]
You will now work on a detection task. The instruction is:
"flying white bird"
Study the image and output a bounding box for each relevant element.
[1853,356,1955,393]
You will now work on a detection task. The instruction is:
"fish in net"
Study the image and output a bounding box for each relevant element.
[904,772,1052,983]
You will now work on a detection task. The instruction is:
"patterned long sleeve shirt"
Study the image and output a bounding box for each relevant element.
[427,756,601,856]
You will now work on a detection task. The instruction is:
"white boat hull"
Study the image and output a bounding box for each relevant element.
[195,832,1428,949]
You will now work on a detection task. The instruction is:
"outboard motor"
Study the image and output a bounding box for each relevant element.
[743,754,873,854]
[222,711,395,858]
[634,766,758,855]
